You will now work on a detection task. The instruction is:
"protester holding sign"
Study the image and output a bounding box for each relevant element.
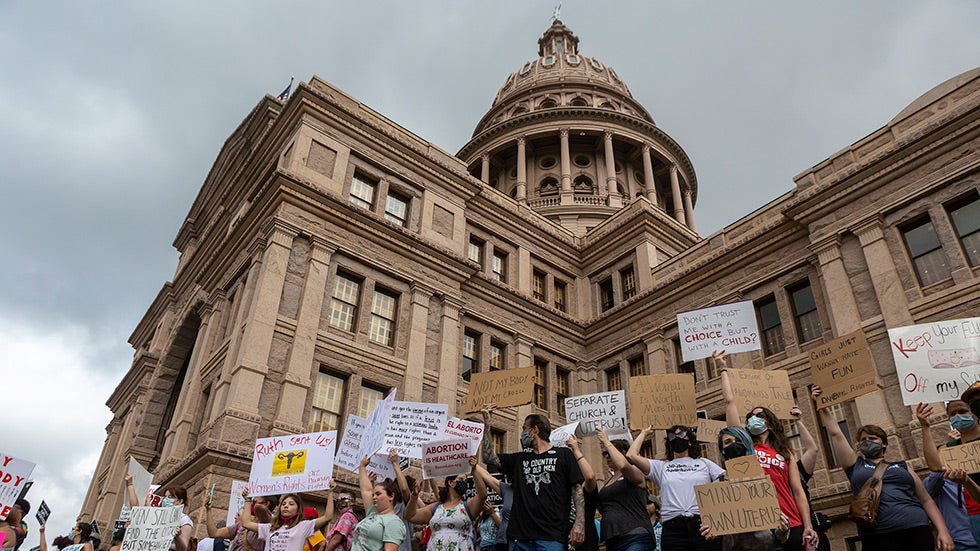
[240,486,334,551]
[787,408,831,551]
[593,429,657,551]
[351,455,406,551]
[124,475,193,551]
[720,356,816,551]
[403,454,486,551]
[812,386,953,551]
[204,492,274,551]
[565,437,599,551]
[477,407,512,551]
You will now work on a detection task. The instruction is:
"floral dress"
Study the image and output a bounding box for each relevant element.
[427,502,474,551]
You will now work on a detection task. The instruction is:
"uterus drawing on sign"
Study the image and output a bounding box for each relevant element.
[928,349,980,369]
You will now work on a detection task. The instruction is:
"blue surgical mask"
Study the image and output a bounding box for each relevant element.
[950,414,976,432]
[746,416,768,436]
[160,497,174,508]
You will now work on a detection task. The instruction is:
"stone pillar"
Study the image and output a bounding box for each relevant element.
[436,296,465,414]
[560,129,573,206]
[514,335,536,433]
[683,189,696,232]
[644,332,667,375]
[635,240,658,291]
[275,238,335,433]
[480,154,490,184]
[604,131,622,208]
[403,283,434,401]
[670,165,686,225]
[642,145,658,206]
[854,219,913,327]
[516,137,527,203]
[517,247,531,295]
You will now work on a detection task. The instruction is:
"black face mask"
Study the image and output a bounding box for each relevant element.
[722,442,747,460]
[670,438,691,454]
[453,479,469,496]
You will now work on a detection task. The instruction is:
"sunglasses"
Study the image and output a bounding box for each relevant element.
[748,411,766,419]
[667,430,688,441]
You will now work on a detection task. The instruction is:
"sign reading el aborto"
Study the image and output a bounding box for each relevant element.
[940,440,980,474]
[726,368,795,419]
[695,478,782,536]
[0,452,35,521]
[463,367,536,413]
[628,374,696,429]
[120,505,184,551]
[809,328,877,409]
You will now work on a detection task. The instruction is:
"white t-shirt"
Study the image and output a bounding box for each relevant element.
[645,456,725,521]
[257,519,316,551]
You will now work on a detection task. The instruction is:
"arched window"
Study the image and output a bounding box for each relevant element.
[539,177,559,196]
[573,175,594,193]
[569,96,589,107]
[539,98,557,109]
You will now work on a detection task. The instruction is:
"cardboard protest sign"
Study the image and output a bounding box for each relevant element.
[809,329,877,409]
[677,301,761,361]
[940,440,980,474]
[564,391,627,435]
[889,318,980,405]
[628,374,696,429]
[696,419,729,443]
[359,390,397,461]
[463,367,536,413]
[248,431,337,495]
[334,415,368,473]
[548,422,579,448]
[442,417,485,454]
[35,501,50,525]
[0,452,35,521]
[383,402,449,458]
[120,505,185,551]
[724,455,765,481]
[422,438,473,479]
[127,457,154,511]
[695,478,782,536]
[727,368,795,419]
[226,480,249,528]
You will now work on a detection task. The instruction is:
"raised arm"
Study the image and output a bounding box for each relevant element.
[717,353,741,427]
[313,480,335,531]
[466,456,489,517]
[405,480,436,525]
[566,436,596,492]
[124,474,140,508]
[38,525,47,551]
[472,463,501,494]
[204,495,233,539]
[358,456,374,511]
[915,403,946,472]
[791,406,819,475]
[811,386,857,470]
[597,429,646,485]
[480,405,501,472]
[239,488,259,533]
[389,449,411,506]
[624,426,654,476]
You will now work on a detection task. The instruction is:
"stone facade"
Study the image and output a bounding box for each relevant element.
[78,21,980,551]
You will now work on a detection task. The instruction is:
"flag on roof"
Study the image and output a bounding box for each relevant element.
[276,77,294,102]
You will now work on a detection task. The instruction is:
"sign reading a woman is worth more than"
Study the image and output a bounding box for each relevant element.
[248,431,337,495]
[628,374,696,429]
[463,367,536,413]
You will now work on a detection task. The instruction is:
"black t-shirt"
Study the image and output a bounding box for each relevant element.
[499,446,585,544]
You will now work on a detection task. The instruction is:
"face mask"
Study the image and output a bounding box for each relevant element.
[670,438,690,454]
[520,430,534,449]
[950,414,976,432]
[859,440,884,459]
[722,441,747,460]
[746,416,768,435]
[160,497,174,508]
[452,479,469,496]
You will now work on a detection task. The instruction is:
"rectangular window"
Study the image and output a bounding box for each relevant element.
[490,429,504,455]
[675,338,696,383]
[789,281,823,343]
[819,403,852,468]
[621,267,637,300]
[606,367,622,391]
[384,191,409,226]
[948,194,980,267]
[368,287,398,346]
[599,278,614,312]
[902,217,952,286]
[532,270,546,302]
[556,369,569,417]
[468,237,484,265]
[628,356,645,377]
[349,172,377,210]
[357,385,385,418]
[310,371,345,432]
[462,331,479,382]
[554,280,567,312]
[489,341,505,371]
[756,295,785,356]
[533,359,547,409]
[492,251,508,283]
[329,272,361,332]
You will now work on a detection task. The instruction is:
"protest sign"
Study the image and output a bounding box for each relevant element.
[359,390,397,461]
[226,480,248,528]
[889,318,980,405]
[695,478,782,536]
[248,430,337,495]
[365,453,409,481]
[114,520,127,532]
[463,367,536,413]
[628,374,696,429]
[548,422,580,448]
[383,402,449,458]
[727,369,795,419]
[127,457,154,510]
[442,417,485,454]
[422,438,473,479]
[335,415,368,473]
[809,329,877,409]
[0,452,35,521]
[35,501,50,525]
[724,455,765,481]
[677,301,761,361]
[564,391,627,435]
[940,440,980,474]
[91,520,101,536]
[696,419,729,443]
[486,485,503,507]
[120,505,184,551]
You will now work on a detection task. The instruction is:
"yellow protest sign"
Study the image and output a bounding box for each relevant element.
[727,368,795,419]
[628,373,696,429]
[463,367,536,413]
[809,329,877,409]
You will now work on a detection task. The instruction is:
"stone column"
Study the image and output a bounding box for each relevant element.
[560,129,573,205]
[516,137,527,203]
[642,145,658,206]
[517,247,531,295]
[670,165,686,225]
[480,154,490,184]
[403,283,434,401]
[854,218,913,327]
[514,335,536,433]
[811,237,862,335]
[436,295,465,414]
[275,238,335,434]
[683,188,696,232]
[604,131,622,207]
[635,240,658,291]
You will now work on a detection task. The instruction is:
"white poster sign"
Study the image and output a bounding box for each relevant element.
[382,401,449,458]
[335,415,368,473]
[422,438,473,480]
[126,457,153,513]
[226,481,249,528]
[548,422,580,448]
[564,391,627,435]
[889,318,980,405]
[248,431,337,495]
[120,505,184,551]
[0,453,35,521]
[677,300,761,361]
[359,390,397,461]
[441,417,485,455]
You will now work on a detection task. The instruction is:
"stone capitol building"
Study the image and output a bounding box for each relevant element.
[79,20,980,550]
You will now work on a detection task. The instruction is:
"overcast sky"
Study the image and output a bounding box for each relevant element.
[3,0,979,545]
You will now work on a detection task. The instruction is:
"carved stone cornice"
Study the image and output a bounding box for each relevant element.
[809,236,843,266]
[853,217,885,246]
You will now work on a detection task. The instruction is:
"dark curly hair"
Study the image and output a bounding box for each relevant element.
[746,406,791,461]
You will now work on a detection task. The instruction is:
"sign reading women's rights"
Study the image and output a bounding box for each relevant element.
[382,402,448,458]
[889,318,980,405]
[564,391,627,435]
[677,301,761,361]
[442,417,485,454]
[248,431,337,495]
[809,329,877,409]
[121,505,185,551]
[0,452,35,521]
[422,438,473,479]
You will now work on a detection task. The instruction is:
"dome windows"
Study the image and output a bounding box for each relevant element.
[590,58,604,71]
[573,175,594,192]
[539,156,557,169]
[539,177,559,196]
[569,96,589,107]
[566,54,580,65]
[520,61,534,76]
[539,98,557,109]
[543,56,555,68]
[573,155,591,168]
